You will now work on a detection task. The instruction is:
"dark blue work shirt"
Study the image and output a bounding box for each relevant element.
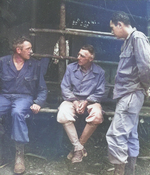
[0,55,48,107]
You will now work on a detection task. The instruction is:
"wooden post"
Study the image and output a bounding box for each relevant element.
[30,0,37,51]
[58,0,66,82]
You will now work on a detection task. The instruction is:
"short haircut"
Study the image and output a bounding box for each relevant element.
[12,36,31,53]
[81,44,95,59]
[111,11,131,26]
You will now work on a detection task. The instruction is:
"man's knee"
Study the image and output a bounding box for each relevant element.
[57,101,76,124]
[11,109,23,118]
[86,103,103,124]
[11,109,30,121]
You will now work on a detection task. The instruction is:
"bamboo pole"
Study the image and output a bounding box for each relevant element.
[58,1,66,82]
[65,28,113,36]
[31,53,76,60]
[31,53,118,66]
[30,28,113,36]
[29,28,117,40]
[30,0,37,51]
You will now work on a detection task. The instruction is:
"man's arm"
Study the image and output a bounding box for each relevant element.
[32,61,48,111]
[86,71,105,103]
[134,35,150,91]
[61,65,85,114]
[61,66,78,102]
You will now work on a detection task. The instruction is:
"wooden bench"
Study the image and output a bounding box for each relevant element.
[43,82,150,119]
[40,104,150,118]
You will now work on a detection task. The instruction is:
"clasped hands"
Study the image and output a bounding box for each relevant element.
[73,100,88,115]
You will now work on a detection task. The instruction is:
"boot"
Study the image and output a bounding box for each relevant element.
[14,142,25,174]
[114,164,125,175]
[67,149,74,160]
[63,122,84,160]
[71,148,87,163]
[70,123,98,163]
[125,157,137,175]
[79,123,98,145]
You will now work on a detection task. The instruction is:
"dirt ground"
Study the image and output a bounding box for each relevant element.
[1,113,150,175]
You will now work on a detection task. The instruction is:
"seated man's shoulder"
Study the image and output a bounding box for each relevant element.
[93,63,105,74]
[0,55,12,61]
[30,57,37,62]
[29,57,41,65]
[67,62,77,69]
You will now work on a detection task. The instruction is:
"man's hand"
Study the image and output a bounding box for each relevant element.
[73,100,88,114]
[73,100,80,114]
[78,100,88,114]
[30,104,41,114]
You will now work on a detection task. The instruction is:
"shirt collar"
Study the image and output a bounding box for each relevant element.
[78,64,92,73]
[126,27,136,40]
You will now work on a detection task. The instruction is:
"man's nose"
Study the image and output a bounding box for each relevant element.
[78,54,82,59]
[30,49,33,54]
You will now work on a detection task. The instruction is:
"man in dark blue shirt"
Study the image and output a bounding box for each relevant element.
[0,36,47,174]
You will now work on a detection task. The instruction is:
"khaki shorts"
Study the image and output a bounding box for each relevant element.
[57,101,103,124]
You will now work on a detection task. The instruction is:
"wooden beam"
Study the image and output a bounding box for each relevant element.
[31,53,118,66]
[29,28,117,40]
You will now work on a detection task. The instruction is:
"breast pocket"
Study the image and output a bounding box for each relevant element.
[118,46,134,77]
[120,45,133,59]
[24,76,38,92]
[1,76,15,91]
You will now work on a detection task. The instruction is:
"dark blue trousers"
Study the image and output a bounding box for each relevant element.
[0,94,33,143]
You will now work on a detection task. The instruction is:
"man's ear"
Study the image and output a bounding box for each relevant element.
[16,47,21,54]
[118,21,123,28]
[110,20,113,26]
[89,56,94,62]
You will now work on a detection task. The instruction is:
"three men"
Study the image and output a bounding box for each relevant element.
[57,45,105,163]
[106,11,150,175]
[0,36,47,174]
[2,10,150,175]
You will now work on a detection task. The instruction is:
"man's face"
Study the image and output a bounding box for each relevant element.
[110,20,123,39]
[77,49,93,69]
[18,41,33,60]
